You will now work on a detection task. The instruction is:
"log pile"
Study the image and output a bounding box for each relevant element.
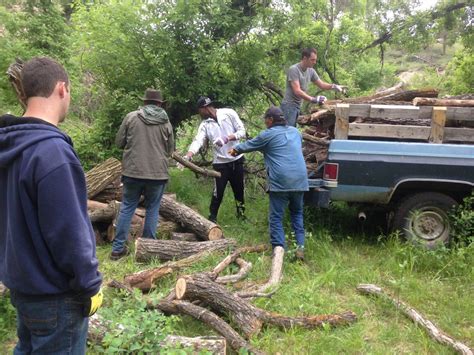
[300,85,474,174]
[85,159,222,247]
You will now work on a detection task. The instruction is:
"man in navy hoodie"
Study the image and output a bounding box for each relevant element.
[0,57,102,354]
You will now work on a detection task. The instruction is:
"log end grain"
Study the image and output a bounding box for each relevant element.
[175,278,187,300]
[208,227,223,240]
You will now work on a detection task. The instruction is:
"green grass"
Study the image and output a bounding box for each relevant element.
[1,169,473,354]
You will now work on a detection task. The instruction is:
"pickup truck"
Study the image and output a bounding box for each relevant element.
[305,103,474,248]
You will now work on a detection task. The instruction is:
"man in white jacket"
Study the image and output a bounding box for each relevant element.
[184,96,246,222]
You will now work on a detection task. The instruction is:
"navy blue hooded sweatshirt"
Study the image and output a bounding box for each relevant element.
[0,115,102,297]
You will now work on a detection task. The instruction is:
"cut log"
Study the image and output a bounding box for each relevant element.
[172,152,221,178]
[413,98,474,107]
[371,88,438,102]
[302,133,330,146]
[162,335,226,355]
[153,299,264,354]
[357,284,473,355]
[134,238,236,263]
[159,195,223,240]
[235,245,284,298]
[158,218,181,237]
[85,158,122,199]
[170,232,199,242]
[7,59,26,109]
[175,273,264,338]
[124,250,221,291]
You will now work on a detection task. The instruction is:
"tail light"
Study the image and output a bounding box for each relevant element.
[323,163,339,181]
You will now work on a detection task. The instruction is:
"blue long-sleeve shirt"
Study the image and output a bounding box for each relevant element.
[235,125,309,192]
[0,115,102,297]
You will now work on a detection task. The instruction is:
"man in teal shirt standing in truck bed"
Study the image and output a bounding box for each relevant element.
[230,106,309,261]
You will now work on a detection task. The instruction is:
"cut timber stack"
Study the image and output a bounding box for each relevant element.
[299,85,474,174]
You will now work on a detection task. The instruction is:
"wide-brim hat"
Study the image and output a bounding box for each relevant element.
[140,88,166,103]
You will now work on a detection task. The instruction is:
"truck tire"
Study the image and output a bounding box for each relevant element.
[392,192,457,249]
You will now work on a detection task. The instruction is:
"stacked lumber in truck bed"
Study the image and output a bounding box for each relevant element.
[300,85,474,174]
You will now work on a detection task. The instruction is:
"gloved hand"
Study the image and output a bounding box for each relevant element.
[83,289,103,317]
[332,84,348,94]
[228,148,239,157]
[310,95,327,105]
[213,136,229,147]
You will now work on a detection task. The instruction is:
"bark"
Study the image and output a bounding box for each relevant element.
[413,98,474,107]
[172,152,221,178]
[134,238,236,263]
[357,284,473,355]
[7,58,26,109]
[175,273,264,338]
[162,335,226,355]
[170,232,199,242]
[153,299,264,354]
[85,158,122,199]
[159,195,223,240]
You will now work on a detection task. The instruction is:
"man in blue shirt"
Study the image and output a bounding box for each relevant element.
[230,106,309,260]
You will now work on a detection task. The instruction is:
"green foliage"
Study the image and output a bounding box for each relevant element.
[443,51,474,95]
[91,289,178,353]
[450,193,474,247]
[0,295,15,346]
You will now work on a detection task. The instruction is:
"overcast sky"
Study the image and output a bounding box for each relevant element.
[417,0,440,10]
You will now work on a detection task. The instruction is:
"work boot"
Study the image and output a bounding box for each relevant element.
[208,214,217,223]
[295,247,305,262]
[236,201,246,221]
[110,245,129,261]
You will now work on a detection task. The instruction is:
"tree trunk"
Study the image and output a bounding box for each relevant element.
[159,195,223,240]
[85,158,122,199]
[413,98,474,107]
[175,273,264,338]
[134,238,236,263]
[357,284,473,355]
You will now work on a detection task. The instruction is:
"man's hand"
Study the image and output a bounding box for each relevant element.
[332,84,348,94]
[83,289,103,317]
[177,152,193,170]
[310,95,327,105]
[213,136,229,147]
[228,148,239,157]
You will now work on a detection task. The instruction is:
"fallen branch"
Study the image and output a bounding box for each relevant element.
[172,152,221,178]
[215,258,252,284]
[357,284,473,355]
[413,98,474,107]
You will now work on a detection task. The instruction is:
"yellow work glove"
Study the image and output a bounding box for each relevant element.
[83,289,103,317]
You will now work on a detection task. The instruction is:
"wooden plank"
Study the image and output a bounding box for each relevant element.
[419,106,474,121]
[429,107,447,143]
[369,105,420,120]
[334,104,350,139]
[347,104,370,117]
[444,127,474,143]
[349,124,430,140]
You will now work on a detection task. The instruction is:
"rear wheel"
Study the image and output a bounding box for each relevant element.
[392,192,457,249]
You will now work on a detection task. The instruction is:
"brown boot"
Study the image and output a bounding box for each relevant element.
[295,248,305,262]
[110,246,129,261]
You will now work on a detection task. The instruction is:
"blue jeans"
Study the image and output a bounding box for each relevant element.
[269,191,305,249]
[112,176,167,253]
[10,292,88,354]
[280,102,300,127]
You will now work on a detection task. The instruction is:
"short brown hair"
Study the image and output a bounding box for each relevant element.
[301,48,317,59]
[21,57,69,99]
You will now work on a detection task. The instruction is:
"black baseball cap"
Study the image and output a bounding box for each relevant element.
[197,96,213,108]
[264,106,284,120]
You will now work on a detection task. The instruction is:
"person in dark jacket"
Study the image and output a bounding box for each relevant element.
[230,106,309,260]
[0,57,102,354]
[111,88,175,260]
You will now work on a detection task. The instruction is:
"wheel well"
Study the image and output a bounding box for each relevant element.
[390,181,472,204]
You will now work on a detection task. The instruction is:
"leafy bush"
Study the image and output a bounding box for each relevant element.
[450,193,474,247]
[91,289,178,353]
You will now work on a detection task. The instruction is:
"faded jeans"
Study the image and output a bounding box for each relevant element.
[268,191,305,249]
[280,102,300,127]
[10,291,88,354]
[112,176,166,253]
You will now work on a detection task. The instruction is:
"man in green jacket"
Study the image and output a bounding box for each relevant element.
[111,89,174,260]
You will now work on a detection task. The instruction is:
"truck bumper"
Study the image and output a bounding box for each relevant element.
[304,188,331,208]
